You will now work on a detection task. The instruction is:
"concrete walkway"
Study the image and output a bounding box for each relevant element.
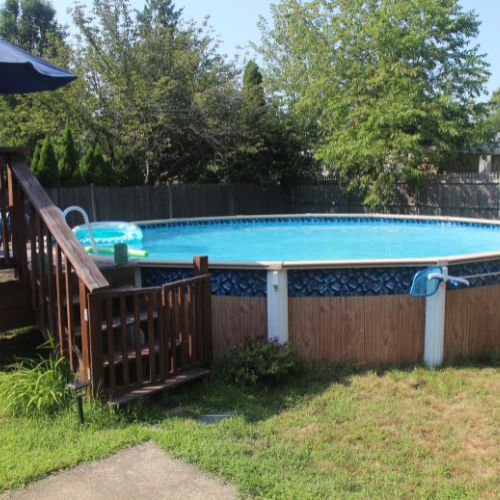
[2,442,238,500]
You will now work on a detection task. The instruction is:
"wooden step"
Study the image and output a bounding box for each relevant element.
[109,367,210,405]
[103,339,183,367]
[70,309,158,338]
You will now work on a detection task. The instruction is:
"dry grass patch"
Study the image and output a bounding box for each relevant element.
[154,365,500,499]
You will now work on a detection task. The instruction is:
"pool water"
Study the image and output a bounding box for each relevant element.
[137,218,500,262]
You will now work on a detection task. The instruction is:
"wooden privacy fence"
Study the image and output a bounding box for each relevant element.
[47,172,500,223]
[87,260,212,398]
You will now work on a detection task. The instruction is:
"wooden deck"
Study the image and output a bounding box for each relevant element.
[0,150,213,401]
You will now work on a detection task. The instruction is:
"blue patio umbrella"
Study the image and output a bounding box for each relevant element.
[0,37,76,94]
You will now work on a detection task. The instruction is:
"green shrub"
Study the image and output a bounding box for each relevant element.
[0,340,71,417]
[220,337,296,386]
[57,126,80,186]
[32,137,60,187]
[79,143,115,185]
[484,350,500,366]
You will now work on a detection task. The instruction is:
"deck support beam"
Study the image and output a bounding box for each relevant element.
[266,269,288,344]
[424,280,446,368]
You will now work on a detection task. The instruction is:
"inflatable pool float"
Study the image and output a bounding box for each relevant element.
[72,221,144,247]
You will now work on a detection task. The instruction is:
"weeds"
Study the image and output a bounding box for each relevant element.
[0,339,70,417]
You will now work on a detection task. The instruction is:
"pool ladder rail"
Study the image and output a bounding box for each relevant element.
[60,205,98,254]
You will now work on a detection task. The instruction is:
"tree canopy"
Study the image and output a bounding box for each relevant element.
[0,0,494,201]
[258,0,490,206]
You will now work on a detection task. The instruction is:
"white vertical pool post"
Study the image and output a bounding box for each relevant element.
[266,268,289,344]
[424,266,447,368]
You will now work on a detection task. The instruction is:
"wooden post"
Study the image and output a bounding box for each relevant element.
[193,256,212,364]
[0,156,10,267]
[87,293,104,394]
[78,281,91,382]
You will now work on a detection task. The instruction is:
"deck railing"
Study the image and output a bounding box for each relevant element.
[0,150,110,380]
[87,257,212,396]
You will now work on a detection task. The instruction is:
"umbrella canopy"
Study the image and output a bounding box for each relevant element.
[0,37,76,94]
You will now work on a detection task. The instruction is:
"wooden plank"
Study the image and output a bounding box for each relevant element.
[78,281,91,382]
[0,160,11,266]
[158,290,167,381]
[340,296,365,365]
[444,288,470,361]
[87,293,104,394]
[46,233,56,336]
[29,207,37,310]
[64,261,75,370]
[147,291,156,382]
[109,367,210,406]
[36,216,47,329]
[211,296,267,360]
[133,294,143,384]
[399,295,424,364]
[106,297,116,390]
[177,285,187,369]
[187,285,196,365]
[55,245,65,355]
[288,297,315,360]
[318,297,342,363]
[120,295,129,387]
[467,285,500,358]
[168,288,177,372]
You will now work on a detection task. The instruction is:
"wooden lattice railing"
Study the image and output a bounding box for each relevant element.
[87,257,212,396]
[1,150,213,397]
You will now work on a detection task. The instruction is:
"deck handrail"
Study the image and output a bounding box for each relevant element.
[1,148,110,382]
[9,160,109,291]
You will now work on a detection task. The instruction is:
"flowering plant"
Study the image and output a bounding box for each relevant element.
[220,336,296,386]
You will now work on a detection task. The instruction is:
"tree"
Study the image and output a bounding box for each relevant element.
[32,136,59,187]
[259,0,490,206]
[0,0,66,56]
[30,140,41,171]
[57,126,80,186]
[72,0,241,185]
[79,144,115,186]
[225,60,318,186]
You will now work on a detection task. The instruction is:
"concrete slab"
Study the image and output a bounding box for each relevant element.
[2,442,238,500]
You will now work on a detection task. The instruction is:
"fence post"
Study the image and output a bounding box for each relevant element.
[90,184,97,221]
[168,180,173,219]
[193,255,212,364]
[497,177,500,220]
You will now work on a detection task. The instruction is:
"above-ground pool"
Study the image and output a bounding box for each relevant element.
[139,215,500,262]
[95,214,500,369]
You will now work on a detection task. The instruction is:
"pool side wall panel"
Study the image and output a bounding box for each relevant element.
[289,295,425,366]
[141,256,500,366]
[212,296,268,361]
[444,284,500,362]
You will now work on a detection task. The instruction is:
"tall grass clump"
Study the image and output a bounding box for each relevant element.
[0,340,71,417]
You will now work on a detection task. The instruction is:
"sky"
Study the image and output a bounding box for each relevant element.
[50,0,500,96]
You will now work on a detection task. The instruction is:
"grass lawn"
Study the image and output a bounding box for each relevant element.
[0,335,498,498]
